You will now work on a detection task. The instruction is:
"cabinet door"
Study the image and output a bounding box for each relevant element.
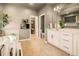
[52,31,60,47]
[73,34,79,56]
[77,36,79,55]
[47,29,60,48]
[47,29,53,44]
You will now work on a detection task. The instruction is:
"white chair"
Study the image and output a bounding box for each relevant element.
[0,35,22,56]
[1,36,10,56]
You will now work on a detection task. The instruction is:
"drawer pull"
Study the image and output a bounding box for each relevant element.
[51,35,53,38]
[63,39,69,42]
[63,34,70,36]
[63,45,69,49]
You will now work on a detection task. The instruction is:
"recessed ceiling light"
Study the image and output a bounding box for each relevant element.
[66,12,69,14]
[29,3,34,5]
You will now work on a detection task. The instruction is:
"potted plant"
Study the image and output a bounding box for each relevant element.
[0,13,9,36]
[59,20,65,28]
[0,16,4,35]
[3,14,9,27]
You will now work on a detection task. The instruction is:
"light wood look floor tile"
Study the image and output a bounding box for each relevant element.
[20,34,69,56]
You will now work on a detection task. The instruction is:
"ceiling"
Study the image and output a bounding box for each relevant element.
[20,3,46,11]
[60,3,79,15]
[2,3,79,12]
[3,3,58,11]
[3,3,46,11]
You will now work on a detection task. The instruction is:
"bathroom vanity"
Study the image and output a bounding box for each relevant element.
[19,19,30,40]
[47,28,79,55]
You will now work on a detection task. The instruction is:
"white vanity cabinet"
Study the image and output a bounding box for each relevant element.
[47,29,60,48]
[47,29,78,55]
[47,29,53,44]
[60,31,73,54]
[52,30,60,47]
[76,36,79,56]
[73,34,79,56]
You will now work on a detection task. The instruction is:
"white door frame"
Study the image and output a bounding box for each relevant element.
[39,13,45,39]
[29,15,39,39]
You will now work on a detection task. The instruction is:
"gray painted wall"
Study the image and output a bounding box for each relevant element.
[0,3,79,39]
[2,4,37,40]
[38,3,79,38]
[38,4,53,32]
[52,3,79,28]
[37,4,53,39]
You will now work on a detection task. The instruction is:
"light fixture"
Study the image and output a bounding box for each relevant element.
[66,12,69,14]
[29,3,34,5]
[54,8,56,11]
[57,6,60,9]
[54,6,62,13]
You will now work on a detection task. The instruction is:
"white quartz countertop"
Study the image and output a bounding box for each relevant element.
[47,28,79,34]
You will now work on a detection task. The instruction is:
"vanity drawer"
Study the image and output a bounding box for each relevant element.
[62,38,72,46]
[61,33,72,42]
[63,44,72,54]
[61,41,72,54]
[60,32,72,54]
[63,45,69,50]
[63,41,72,47]
[61,40,72,54]
[63,39,70,42]
[61,38,72,46]
[63,33,72,36]
[62,32,72,38]
[62,38,72,44]
[61,35,72,45]
[63,45,70,52]
[60,40,72,53]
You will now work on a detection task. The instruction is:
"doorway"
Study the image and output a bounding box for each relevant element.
[31,17,35,34]
[39,14,45,39]
[30,16,39,39]
[41,15,45,33]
